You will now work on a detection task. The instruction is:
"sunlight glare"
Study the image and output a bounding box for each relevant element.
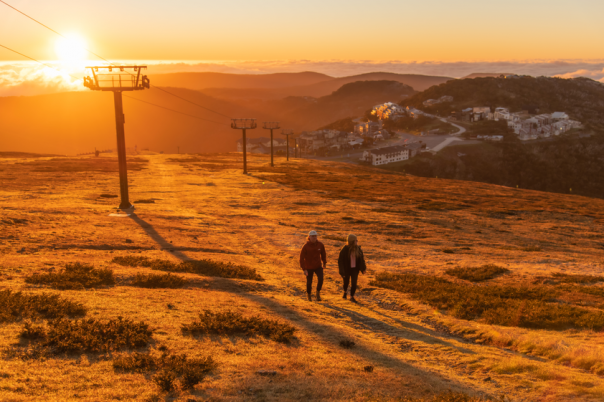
[55,34,87,66]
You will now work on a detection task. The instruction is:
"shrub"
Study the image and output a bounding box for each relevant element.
[551,273,604,284]
[402,391,493,401]
[25,263,115,290]
[18,317,152,354]
[445,265,510,282]
[112,256,262,281]
[182,310,296,343]
[131,273,188,289]
[370,273,604,331]
[339,340,355,349]
[113,349,216,390]
[0,290,86,323]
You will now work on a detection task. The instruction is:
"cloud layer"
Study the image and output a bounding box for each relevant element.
[1,59,603,97]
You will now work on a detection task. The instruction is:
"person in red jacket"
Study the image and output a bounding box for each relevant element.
[299,230,326,301]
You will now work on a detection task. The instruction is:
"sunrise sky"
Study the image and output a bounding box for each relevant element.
[1,0,603,63]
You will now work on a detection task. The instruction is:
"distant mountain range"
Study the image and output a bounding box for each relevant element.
[0,79,415,154]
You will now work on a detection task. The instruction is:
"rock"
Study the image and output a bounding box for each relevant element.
[483,377,491,382]
[125,239,133,243]
[257,370,277,376]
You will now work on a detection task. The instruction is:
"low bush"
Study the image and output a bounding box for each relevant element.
[182,310,296,343]
[131,273,188,289]
[18,317,152,354]
[25,263,115,290]
[371,273,604,331]
[445,265,509,282]
[402,391,494,401]
[112,256,262,281]
[551,272,604,284]
[339,340,355,349]
[0,290,86,323]
[113,349,216,390]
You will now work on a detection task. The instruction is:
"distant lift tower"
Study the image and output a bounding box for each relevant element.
[281,129,294,161]
[83,66,150,210]
[262,122,280,167]
[294,138,298,158]
[231,119,257,174]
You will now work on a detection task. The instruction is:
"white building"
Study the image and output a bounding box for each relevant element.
[362,145,409,166]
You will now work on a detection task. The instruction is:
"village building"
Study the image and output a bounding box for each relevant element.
[354,121,382,135]
[372,102,406,120]
[362,145,409,166]
[423,95,454,107]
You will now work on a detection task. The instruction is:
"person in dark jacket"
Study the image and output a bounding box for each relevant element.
[338,234,366,303]
[299,230,326,301]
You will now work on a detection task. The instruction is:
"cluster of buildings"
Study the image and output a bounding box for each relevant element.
[453,106,581,141]
[361,142,426,166]
[490,108,581,140]
[353,121,392,141]
[371,102,406,120]
[422,95,454,107]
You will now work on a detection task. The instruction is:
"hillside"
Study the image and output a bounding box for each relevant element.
[389,76,604,199]
[1,153,604,401]
[149,71,332,90]
[201,72,452,100]
[404,76,604,131]
[0,80,413,155]
[273,80,416,129]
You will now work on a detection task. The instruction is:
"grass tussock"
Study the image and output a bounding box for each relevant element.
[17,317,152,355]
[551,272,604,284]
[339,340,356,349]
[181,310,296,343]
[402,392,494,401]
[113,349,216,391]
[112,256,262,281]
[25,263,115,290]
[131,273,188,289]
[0,290,86,323]
[445,265,510,282]
[371,273,604,331]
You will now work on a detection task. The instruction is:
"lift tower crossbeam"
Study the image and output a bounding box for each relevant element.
[281,129,294,161]
[232,119,257,174]
[262,122,280,167]
[83,65,150,210]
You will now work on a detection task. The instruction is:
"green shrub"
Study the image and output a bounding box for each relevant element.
[0,290,86,323]
[18,317,152,354]
[370,273,604,331]
[112,256,262,281]
[182,310,296,343]
[25,263,115,290]
[131,273,188,289]
[445,265,510,282]
[113,349,216,390]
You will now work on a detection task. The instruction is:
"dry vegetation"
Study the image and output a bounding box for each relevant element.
[1,152,604,401]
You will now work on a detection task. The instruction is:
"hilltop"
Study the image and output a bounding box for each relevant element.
[1,153,604,401]
[403,76,604,131]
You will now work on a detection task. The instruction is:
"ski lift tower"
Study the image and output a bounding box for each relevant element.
[262,122,280,167]
[231,118,257,174]
[83,66,150,210]
[281,129,294,161]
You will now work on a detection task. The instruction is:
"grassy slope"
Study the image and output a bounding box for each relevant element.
[0,154,604,401]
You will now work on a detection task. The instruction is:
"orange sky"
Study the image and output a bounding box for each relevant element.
[1,0,603,62]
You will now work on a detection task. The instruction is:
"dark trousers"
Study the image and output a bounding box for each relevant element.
[342,269,360,296]
[306,268,324,294]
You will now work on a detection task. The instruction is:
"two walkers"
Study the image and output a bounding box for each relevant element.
[299,230,367,303]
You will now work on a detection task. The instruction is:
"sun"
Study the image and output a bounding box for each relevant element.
[55,34,87,66]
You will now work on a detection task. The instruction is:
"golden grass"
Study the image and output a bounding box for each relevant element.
[1,153,604,401]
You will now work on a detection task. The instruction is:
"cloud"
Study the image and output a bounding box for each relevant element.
[554,68,604,83]
[0,62,84,97]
